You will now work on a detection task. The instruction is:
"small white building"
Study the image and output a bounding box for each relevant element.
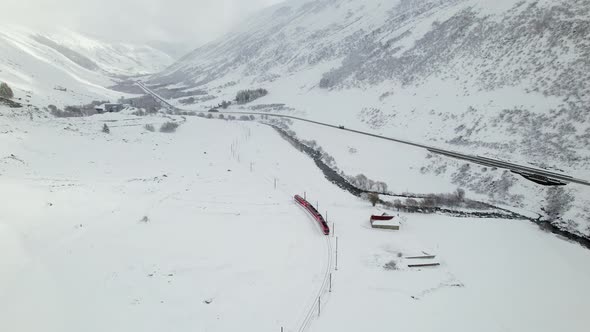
[370,214,401,230]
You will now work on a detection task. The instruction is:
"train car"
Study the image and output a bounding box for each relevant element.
[294,195,330,235]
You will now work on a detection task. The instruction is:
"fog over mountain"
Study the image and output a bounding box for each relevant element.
[1,0,283,56]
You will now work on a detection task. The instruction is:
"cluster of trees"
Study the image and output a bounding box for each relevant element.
[218,100,231,109]
[348,174,389,193]
[0,82,14,99]
[544,187,574,220]
[46,101,107,118]
[418,189,466,208]
[48,105,84,117]
[235,89,268,104]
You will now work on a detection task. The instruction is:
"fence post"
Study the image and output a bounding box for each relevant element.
[329,273,332,292]
[318,296,321,316]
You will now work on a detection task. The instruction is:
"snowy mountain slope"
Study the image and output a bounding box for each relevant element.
[1,113,590,332]
[0,27,117,108]
[152,0,590,174]
[44,29,174,76]
[0,25,172,108]
[147,0,590,238]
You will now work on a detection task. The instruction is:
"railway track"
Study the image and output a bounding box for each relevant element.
[294,199,333,332]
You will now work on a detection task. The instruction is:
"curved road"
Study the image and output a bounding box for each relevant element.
[136,82,590,187]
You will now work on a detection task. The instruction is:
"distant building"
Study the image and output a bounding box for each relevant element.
[370,214,400,230]
[96,103,124,113]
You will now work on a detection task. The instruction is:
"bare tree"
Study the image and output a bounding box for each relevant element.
[368,192,379,206]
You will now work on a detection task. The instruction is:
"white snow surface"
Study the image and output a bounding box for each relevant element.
[1,112,590,332]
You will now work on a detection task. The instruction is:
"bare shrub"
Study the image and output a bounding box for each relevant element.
[383,260,398,270]
[102,124,110,134]
[160,121,179,133]
[144,124,155,132]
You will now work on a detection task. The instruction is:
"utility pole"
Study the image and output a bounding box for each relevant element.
[329,273,332,292]
[335,237,338,271]
[318,296,321,316]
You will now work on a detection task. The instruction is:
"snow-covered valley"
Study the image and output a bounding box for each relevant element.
[145,0,590,239]
[1,114,590,332]
[2,0,590,330]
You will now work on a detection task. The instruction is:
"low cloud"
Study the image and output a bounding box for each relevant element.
[1,0,282,53]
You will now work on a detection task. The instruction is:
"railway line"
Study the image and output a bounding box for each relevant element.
[293,195,333,332]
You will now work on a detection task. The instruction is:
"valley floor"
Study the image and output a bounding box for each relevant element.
[1,113,589,331]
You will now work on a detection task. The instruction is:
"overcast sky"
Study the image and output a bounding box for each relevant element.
[1,0,283,55]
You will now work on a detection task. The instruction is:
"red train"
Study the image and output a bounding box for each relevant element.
[294,195,330,235]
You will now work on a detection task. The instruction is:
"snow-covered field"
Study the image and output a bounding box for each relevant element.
[2,112,589,331]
